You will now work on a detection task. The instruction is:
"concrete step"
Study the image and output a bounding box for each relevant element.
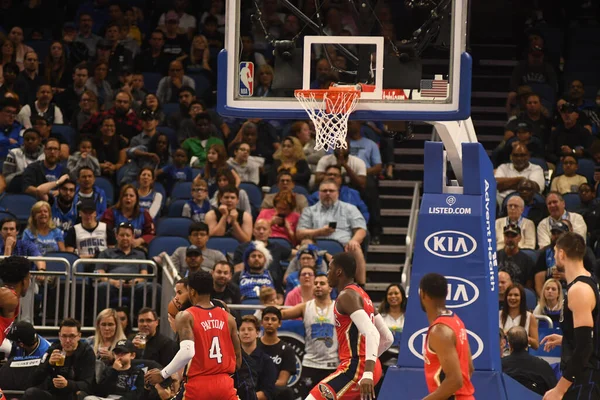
[382,227,408,235]
[471,106,507,114]
[473,120,507,128]
[478,59,519,67]
[366,263,402,272]
[395,164,424,171]
[380,180,421,188]
[368,244,406,253]
[472,91,509,99]
[380,195,415,200]
[365,283,391,292]
[394,148,424,155]
[381,209,411,217]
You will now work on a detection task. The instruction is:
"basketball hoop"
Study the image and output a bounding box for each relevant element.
[294,86,360,151]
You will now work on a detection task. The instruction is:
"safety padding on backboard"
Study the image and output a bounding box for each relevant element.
[379,142,539,399]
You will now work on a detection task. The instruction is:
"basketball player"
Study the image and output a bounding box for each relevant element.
[419,273,475,400]
[540,232,600,400]
[307,253,394,400]
[144,270,242,400]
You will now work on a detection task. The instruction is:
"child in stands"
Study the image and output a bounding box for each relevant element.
[182,176,211,222]
[550,155,587,194]
[157,148,193,193]
[67,136,101,180]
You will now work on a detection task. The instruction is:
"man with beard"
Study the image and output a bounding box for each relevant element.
[13,51,43,105]
[49,179,79,233]
[494,143,545,205]
[233,241,276,301]
[419,273,475,400]
[17,84,64,129]
[540,232,600,400]
[497,224,535,289]
[169,222,226,275]
[81,91,142,141]
[211,260,241,305]
[22,137,71,200]
[167,86,195,130]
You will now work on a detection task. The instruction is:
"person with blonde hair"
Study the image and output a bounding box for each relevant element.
[257,191,300,244]
[533,278,564,325]
[182,176,211,222]
[254,64,274,97]
[86,308,127,364]
[268,136,310,188]
[23,200,65,255]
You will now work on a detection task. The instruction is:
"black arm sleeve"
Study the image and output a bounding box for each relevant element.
[563,326,594,382]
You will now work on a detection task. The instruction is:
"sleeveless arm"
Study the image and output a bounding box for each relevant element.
[423,324,464,400]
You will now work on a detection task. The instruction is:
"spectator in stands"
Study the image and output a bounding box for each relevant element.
[284,265,315,306]
[550,155,587,194]
[315,146,367,191]
[64,198,116,257]
[0,62,19,100]
[70,90,98,132]
[157,60,195,105]
[85,61,114,110]
[238,315,277,400]
[498,269,513,310]
[75,156,107,204]
[169,221,227,273]
[23,318,95,400]
[209,168,252,214]
[14,51,42,105]
[94,116,128,178]
[576,183,600,244]
[17,84,65,129]
[533,278,563,326]
[257,192,300,245]
[516,179,548,226]
[157,148,193,192]
[499,283,539,350]
[101,184,156,248]
[182,113,224,168]
[198,144,239,191]
[57,62,89,122]
[101,23,134,87]
[3,127,43,193]
[46,178,78,233]
[182,34,213,76]
[175,99,209,143]
[86,308,126,365]
[159,1,197,39]
[268,136,310,188]
[228,142,260,185]
[505,94,551,146]
[181,176,211,222]
[496,122,545,166]
[546,102,593,164]
[228,119,280,165]
[23,138,70,199]
[96,222,156,312]
[291,121,323,169]
[566,79,600,135]
[0,39,16,80]
[167,86,196,130]
[496,195,536,250]
[8,26,31,68]
[259,306,296,399]
[7,321,51,358]
[234,241,276,301]
[0,97,23,159]
[162,11,191,57]
[496,143,545,205]
[75,13,101,57]
[254,64,274,97]
[501,326,556,395]
[282,241,329,287]
[378,283,407,350]
[261,170,309,213]
[133,307,177,367]
[136,168,163,219]
[310,165,370,223]
[32,115,70,160]
[537,192,586,248]
[233,219,292,289]
[140,93,165,125]
[88,339,145,400]
[205,185,253,243]
[68,139,101,180]
[180,245,204,276]
[496,224,535,289]
[115,306,133,338]
[82,91,142,141]
[43,41,72,92]
[202,15,225,51]
[23,201,65,255]
[239,34,266,67]
[135,30,173,75]
[211,260,241,305]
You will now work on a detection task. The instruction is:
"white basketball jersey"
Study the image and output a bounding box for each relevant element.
[74,222,109,257]
[302,299,338,369]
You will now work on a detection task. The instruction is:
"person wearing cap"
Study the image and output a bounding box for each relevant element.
[496,195,536,250]
[497,224,535,289]
[7,321,51,358]
[495,143,545,204]
[233,241,276,301]
[505,93,551,145]
[121,110,161,183]
[161,10,191,56]
[537,192,587,249]
[184,245,204,276]
[156,60,195,104]
[64,198,116,258]
[3,127,44,193]
[546,101,592,165]
[158,1,197,39]
[497,121,545,166]
[549,155,587,194]
[86,339,144,400]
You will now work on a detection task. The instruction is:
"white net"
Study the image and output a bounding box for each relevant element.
[295,89,360,151]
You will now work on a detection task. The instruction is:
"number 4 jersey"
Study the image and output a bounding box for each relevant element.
[186,305,236,378]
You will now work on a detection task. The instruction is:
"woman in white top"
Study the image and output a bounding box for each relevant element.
[378,283,407,346]
[533,278,563,326]
[137,167,163,219]
[499,283,539,350]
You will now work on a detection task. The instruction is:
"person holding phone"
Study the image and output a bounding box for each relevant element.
[257,191,300,245]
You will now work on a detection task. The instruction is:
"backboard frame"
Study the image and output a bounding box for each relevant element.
[217,0,472,121]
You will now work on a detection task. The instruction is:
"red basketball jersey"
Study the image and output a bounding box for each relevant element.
[186,305,236,378]
[0,289,19,343]
[334,284,376,362]
[423,312,475,399]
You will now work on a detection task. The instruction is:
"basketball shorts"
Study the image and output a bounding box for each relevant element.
[563,369,600,400]
[309,358,382,400]
[183,374,238,400]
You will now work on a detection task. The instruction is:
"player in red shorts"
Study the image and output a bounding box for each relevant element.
[0,256,31,399]
[308,253,394,400]
[145,270,242,400]
[419,273,475,400]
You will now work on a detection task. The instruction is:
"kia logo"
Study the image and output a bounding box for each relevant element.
[445,276,480,309]
[408,327,484,361]
[424,230,477,259]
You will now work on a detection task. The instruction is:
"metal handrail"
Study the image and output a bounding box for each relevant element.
[534,314,554,329]
[401,181,421,294]
[159,253,180,338]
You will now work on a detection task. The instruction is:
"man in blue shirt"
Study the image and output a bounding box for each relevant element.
[347,121,382,245]
[22,137,71,200]
[0,97,23,160]
[7,321,51,358]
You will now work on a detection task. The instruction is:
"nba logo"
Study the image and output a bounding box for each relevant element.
[239,62,254,97]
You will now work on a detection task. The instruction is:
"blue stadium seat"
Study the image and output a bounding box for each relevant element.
[162,103,180,117]
[45,251,80,275]
[95,176,115,206]
[156,217,193,238]
[142,72,162,94]
[555,158,595,184]
[0,194,37,223]
[52,125,76,150]
[562,192,581,212]
[269,237,292,252]
[520,249,538,263]
[524,287,537,311]
[192,168,202,179]
[529,157,548,171]
[207,237,240,256]
[148,236,189,258]
[316,239,345,255]
[189,73,212,98]
[239,182,262,211]
[167,199,188,217]
[0,210,17,222]
[171,182,193,200]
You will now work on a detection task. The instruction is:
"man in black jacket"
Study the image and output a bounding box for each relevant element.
[22,318,95,400]
[132,307,178,368]
[22,137,71,200]
[238,315,277,400]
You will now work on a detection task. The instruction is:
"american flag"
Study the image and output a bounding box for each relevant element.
[420,78,449,98]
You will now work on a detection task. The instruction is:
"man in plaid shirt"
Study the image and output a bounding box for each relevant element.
[81,91,142,141]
